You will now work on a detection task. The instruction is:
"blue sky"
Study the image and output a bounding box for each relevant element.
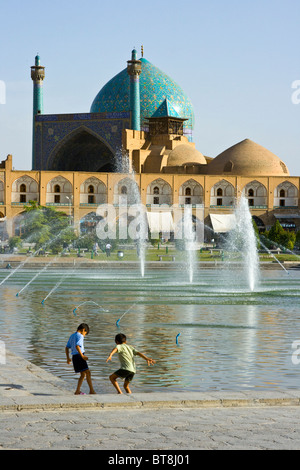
[0,0,299,174]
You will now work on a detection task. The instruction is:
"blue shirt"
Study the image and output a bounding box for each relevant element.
[66,332,85,356]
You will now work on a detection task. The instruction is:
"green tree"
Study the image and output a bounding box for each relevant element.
[266,220,296,251]
[296,231,300,249]
[268,220,285,245]
[8,236,21,251]
[22,202,50,246]
[252,219,261,249]
[21,202,76,253]
[74,233,97,251]
[280,231,296,251]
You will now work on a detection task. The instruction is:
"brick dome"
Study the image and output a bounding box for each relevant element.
[206,139,289,176]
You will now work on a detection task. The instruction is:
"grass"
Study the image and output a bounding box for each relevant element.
[14,245,300,263]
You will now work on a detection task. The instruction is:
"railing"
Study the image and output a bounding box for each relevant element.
[210,205,234,208]
[145,204,172,207]
[273,205,299,209]
[178,204,204,208]
[210,204,268,209]
[79,203,102,206]
[45,202,73,206]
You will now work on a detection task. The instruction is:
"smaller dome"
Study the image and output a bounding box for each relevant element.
[167,144,206,166]
[206,139,289,176]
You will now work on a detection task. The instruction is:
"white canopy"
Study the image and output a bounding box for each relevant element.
[147,211,174,235]
[210,214,236,233]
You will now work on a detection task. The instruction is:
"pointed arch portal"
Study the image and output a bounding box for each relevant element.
[49,129,115,172]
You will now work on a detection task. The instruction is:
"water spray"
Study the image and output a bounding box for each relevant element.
[73,301,109,315]
[259,233,300,273]
[16,257,59,297]
[0,224,75,288]
[116,303,137,326]
[16,229,95,298]
[182,206,197,284]
[259,239,289,274]
[115,152,147,278]
[41,267,76,304]
[228,195,260,292]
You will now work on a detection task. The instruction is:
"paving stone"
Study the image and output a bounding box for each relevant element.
[2,350,300,450]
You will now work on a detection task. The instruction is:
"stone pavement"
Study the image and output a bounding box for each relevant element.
[1,350,300,451]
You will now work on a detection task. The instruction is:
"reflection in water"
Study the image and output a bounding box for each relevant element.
[0,268,299,393]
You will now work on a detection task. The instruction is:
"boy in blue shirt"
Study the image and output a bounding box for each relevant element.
[65,323,96,395]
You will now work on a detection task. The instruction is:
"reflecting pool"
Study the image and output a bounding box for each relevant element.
[0,266,300,394]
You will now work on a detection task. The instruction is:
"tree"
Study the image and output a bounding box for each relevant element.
[266,220,296,251]
[296,231,300,249]
[21,202,50,246]
[21,201,76,253]
[252,219,261,249]
[268,220,285,245]
[8,236,21,251]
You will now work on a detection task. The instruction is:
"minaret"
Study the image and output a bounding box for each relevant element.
[31,54,45,169]
[127,49,142,131]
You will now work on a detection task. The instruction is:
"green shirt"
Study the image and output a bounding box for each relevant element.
[116,343,138,373]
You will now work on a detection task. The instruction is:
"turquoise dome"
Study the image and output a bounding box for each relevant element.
[90,57,194,138]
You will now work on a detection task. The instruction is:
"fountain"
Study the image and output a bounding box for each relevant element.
[0,219,73,287]
[73,301,109,315]
[16,256,59,296]
[225,194,260,291]
[182,205,197,283]
[116,151,147,278]
[130,202,147,278]
[2,261,300,394]
[259,238,289,274]
[258,233,300,273]
[1,195,300,394]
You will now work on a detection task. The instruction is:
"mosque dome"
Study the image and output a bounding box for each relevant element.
[167,144,206,166]
[90,57,194,137]
[206,139,290,176]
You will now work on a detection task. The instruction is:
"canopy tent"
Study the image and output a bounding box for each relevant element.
[147,211,174,236]
[210,214,236,233]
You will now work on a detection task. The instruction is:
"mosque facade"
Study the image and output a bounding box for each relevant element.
[0,49,299,239]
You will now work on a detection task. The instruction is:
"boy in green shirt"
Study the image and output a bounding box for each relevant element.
[106,333,155,394]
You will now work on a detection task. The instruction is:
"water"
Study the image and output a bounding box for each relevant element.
[116,153,147,277]
[0,266,300,394]
[259,238,289,274]
[183,205,197,283]
[225,195,260,291]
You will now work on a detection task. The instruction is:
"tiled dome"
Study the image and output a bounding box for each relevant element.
[90,57,194,138]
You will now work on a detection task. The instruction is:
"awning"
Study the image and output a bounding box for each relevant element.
[274,214,300,219]
[210,214,236,233]
[147,211,174,235]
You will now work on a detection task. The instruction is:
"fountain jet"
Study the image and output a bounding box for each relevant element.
[226,195,260,291]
